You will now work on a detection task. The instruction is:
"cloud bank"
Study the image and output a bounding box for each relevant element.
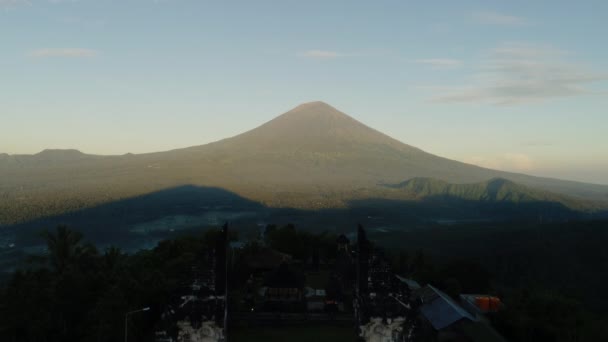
[428,43,607,105]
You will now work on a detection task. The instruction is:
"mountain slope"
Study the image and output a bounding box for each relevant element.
[1,101,607,225]
[389,177,579,205]
[162,102,608,200]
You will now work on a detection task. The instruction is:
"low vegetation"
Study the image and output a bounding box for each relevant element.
[0,226,221,342]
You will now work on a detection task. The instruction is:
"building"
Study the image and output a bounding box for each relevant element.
[337,234,350,252]
[395,275,421,291]
[414,285,507,342]
[304,287,327,312]
[154,224,229,342]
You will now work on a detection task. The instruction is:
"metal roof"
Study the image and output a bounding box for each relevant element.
[419,285,476,330]
[395,275,421,290]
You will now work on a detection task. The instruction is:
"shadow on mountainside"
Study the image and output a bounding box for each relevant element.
[0,185,608,304]
[4,184,602,242]
[346,196,594,224]
[3,185,266,249]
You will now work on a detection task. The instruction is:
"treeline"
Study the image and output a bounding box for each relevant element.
[3,221,608,342]
[384,221,608,342]
[227,224,342,293]
[0,186,129,226]
[264,223,339,262]
[0,226,222,342]
[388,249,608,341]
[0,177,193,226]
[0,223,339,342]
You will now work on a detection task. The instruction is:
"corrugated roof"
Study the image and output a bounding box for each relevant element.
[395,275,421,290]
[419,285,475,330]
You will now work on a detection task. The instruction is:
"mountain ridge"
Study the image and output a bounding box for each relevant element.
[1,101,607,225]
[388,177,577,205]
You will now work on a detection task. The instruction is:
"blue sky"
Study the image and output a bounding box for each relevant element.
[1,0,607,184]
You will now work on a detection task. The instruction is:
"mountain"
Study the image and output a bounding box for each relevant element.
[389,177,576,205]
[1,101,607,225]
[0,149,101,167]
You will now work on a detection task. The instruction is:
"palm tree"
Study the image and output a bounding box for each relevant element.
[43,225,86,274]
[103,246,126,272]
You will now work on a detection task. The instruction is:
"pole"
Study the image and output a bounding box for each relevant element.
[224,223,229,342]
[124,307,150,342]
[124,314,128,342]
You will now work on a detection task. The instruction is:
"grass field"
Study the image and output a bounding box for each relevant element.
[229,324,357,342]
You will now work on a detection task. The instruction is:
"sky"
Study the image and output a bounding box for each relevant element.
[1,0,608,184]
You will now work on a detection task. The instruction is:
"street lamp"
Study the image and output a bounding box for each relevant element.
[389,294,411,309]
[125,307,150,342]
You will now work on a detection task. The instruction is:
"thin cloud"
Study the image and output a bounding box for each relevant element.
[415,58,462,69]
[426,43,608,105]
[0,0,31,8]
[491,44,565,59]
[473,10,527,26]
[301,50,342,59]
[28,48,98,58]
[1,0,75,7]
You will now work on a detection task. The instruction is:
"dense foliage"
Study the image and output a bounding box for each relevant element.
[384,220,608,342]
[264,223,339,263]
[2,220,608,342]
[0,226,222,342]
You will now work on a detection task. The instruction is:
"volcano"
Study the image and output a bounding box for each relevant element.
[1,101,607,224]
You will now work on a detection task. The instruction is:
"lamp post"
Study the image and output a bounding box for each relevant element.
[389,294,411,310]
[125,307,150,342]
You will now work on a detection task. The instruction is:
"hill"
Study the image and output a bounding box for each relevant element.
[389,177,575,204]
[1,101,607,225]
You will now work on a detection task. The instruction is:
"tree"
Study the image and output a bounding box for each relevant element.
[43,225,95,274]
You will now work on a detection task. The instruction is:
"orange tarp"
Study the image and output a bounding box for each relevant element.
[474,296,501,312]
